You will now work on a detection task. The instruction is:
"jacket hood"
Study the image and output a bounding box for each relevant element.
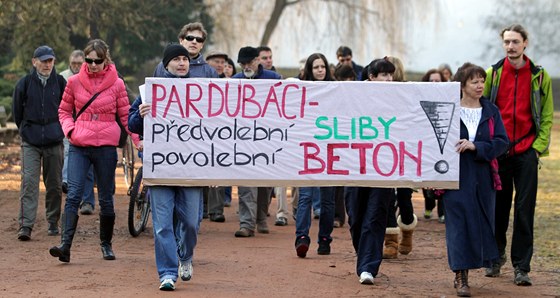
[78,63,119,94]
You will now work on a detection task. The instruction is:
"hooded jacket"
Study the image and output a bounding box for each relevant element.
[58,63,139,147]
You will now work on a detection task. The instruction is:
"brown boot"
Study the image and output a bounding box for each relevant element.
[397,214,417,255]
[382,228,399,259]
[454,270,471,297]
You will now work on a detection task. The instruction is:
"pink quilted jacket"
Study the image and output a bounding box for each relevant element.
[59,63,140,147]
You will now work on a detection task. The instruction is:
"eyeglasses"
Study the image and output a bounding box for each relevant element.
[185,35,205,43]
[85,58,104,64]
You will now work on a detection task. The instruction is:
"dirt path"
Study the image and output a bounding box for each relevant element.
[0,166,558,297]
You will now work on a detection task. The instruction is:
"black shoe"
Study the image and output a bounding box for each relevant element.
[62,182,68,194]
[47,222,59,236]
[514,268,532,286]
[317,237,331,255]
[17,227,32,241]
[295,235,310,258]
[275,217,288,226]
[485,253,506,277]
[209,214,225,222]
[80,203,94,215]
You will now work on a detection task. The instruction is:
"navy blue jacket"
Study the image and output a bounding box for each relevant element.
[12,68,66,146]
[443,98,509,270]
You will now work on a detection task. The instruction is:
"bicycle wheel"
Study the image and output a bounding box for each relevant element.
[122,136,135,189]
[128,167,150,237]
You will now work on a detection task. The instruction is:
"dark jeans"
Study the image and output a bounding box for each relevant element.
[387,188,414,227]
[333,186,346,224]
[65,145,117,216]
[495,148,538,272]
[345,187,391,277]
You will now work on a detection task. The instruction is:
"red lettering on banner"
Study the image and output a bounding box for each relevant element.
[372,142,398,177]
[327,143,349,175]
[241,84,259,118]
[299,141,422,177]
[208,82,224,117]
[299,142,325,174]
[186,83,203,117]
[400,141,422,176]
[151,84,166,117]
[351,143,374,174]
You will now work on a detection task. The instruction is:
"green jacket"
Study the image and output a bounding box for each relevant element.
[483,57,554,157]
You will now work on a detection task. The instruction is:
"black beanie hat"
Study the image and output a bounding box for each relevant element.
[163,44,190,67]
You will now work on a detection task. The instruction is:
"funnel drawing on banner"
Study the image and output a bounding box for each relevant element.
[420,101,456,174]
[420,101,455,154]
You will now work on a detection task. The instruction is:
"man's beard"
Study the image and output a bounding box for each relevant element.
[243,69,255,78]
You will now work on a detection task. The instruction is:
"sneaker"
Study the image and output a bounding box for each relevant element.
[234,228,255,237]
[295,235,310,258]
[159,279,175,291]
[275,217,288,226]
[47,222,59,236]
[438,215,445,224]
[333,220,343,228]
[179,260,193,281]
[514,268,532,286]
[317,237,331,255]
[359,272,374,285]
[257,222,269,234]
[17,227,32,241]
[80,202,94,215]
[424,210,432,219]
[485,253,506,277]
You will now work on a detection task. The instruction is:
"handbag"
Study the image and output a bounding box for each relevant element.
[116,113,128,148]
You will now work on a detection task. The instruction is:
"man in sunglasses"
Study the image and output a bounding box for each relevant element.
[154,22,218,79]
[12,45,66,241]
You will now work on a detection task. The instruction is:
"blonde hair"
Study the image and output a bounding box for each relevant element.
[386,56,406,82]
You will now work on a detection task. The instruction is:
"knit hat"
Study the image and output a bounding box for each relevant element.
[237,46,258,63]
[163,44,190,67]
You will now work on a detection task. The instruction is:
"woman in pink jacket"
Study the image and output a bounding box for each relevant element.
[50,39,139,263]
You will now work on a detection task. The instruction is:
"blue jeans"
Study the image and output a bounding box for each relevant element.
[63,138,95,207]
[296,187,335,242]
[65,145,116,216]
[150,186,202,282]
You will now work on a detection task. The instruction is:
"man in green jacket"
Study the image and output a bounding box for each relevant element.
[482,24,554,286]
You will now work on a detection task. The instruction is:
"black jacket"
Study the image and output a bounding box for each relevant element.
[12,67,66,146]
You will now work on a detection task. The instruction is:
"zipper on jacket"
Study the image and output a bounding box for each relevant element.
[512,70,518,155]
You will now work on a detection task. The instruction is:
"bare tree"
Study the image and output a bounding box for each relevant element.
[483,0,560,64]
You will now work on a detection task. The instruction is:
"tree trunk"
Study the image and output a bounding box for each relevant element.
[259,0,300,46]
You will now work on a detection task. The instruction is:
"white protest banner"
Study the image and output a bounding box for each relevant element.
[142,78,460,188]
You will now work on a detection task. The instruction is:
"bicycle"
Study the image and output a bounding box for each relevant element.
[121,136,136,190]
[128,165,151,236]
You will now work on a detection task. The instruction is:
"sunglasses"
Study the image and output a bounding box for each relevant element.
[85,58,104,64]
[185,35,205,43]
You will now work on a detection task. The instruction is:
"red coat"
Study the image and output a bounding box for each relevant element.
[59,63,139,147]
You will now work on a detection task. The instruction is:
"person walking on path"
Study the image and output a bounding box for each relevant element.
[12,45,66,241]
[444,63,509,297]
[49,39,140,263]
[482,24,554,286]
